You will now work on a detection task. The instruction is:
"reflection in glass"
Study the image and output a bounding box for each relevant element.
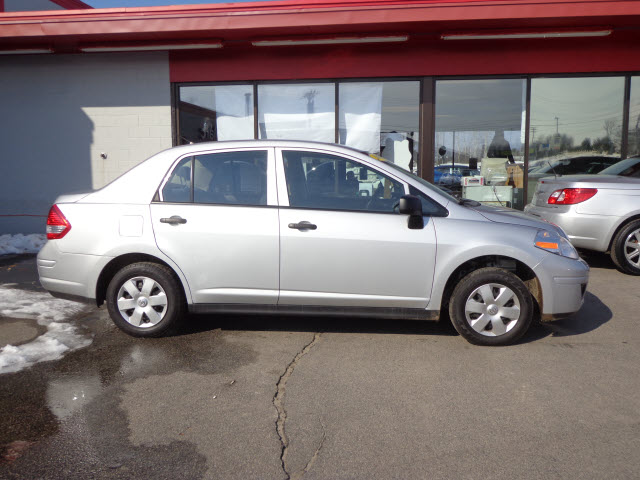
[435,79,526,209]
[529,77,624,202]
[179,85,254,144]
[530,77,624,159]
[339,81,420,173]
[258,84,334,142]
[629,77,640,157]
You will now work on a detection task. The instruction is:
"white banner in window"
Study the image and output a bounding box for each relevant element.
[214,86,254,141]
[340,83,383,153]
[258,84,335,142]
[262,112,334,141]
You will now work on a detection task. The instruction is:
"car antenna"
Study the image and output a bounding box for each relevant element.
[547,159,560,178]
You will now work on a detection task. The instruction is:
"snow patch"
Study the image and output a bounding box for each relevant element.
[0,286,92,374]
[0,234,46,256]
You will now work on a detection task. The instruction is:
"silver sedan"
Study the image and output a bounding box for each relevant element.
[525,158,640,275]
[38,141,588,346]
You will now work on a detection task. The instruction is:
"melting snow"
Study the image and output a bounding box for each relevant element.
[0,234,46,255]
[0,286,92,374]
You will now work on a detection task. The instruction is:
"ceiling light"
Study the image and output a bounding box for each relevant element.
[252,36,408,47]
[80,43,223,52]
[0,48,53,55]
[441,30,612,40]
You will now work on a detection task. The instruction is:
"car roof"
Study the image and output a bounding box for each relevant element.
[164,140,368,158]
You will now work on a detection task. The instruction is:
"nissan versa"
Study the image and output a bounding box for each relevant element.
[38,141,589,346]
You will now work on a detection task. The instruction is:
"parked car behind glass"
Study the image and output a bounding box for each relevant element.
[526,155,621,203]
[525,159,640,274]
[38,141,588,346]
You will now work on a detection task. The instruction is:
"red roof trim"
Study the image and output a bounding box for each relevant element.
[1,0,638,20]
[50,0,92,8]
[0,0,639,49]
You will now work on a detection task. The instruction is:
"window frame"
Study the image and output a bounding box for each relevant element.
[173,71,640,209]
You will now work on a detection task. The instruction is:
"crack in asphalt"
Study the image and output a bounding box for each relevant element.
[290,419,326,480]
[274,333,322,480]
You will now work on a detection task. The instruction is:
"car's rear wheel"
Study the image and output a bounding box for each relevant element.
[106,262,185,337]
[449,268,533,346]
[610,219,640,275]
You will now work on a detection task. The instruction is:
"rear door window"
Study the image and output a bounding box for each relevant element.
[161,150,268,206]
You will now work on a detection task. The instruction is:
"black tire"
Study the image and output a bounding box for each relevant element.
[610,219,640,275]
[448,267,533,346]
[106,262,185,337]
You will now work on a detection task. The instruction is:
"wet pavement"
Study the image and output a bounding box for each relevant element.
[1,254,639,479]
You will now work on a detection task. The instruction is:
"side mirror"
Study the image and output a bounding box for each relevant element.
[398,195,424,230]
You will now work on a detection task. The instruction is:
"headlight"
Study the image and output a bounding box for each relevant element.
[534,229,579,259]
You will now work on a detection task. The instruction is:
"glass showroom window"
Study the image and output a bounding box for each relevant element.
[435,79,527,209]
[339,81,420,174]
[258,83,335,142]
[178,85,255,144]
[529,77,625,203]
[628,77,640,157]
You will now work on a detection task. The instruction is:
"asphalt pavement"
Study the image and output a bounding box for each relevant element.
[0,253,639,479]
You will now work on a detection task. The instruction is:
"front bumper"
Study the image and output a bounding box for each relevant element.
[533,254,589,317]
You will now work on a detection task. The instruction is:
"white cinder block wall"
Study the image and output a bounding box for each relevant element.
[0,52,172,234]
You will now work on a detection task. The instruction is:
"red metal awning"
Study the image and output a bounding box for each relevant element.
[0,0,639,50]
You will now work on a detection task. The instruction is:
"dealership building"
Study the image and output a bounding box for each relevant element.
[2,0,640,233]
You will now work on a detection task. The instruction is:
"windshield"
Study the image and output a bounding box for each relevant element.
[382,160,459,204]
[598,157,640,177]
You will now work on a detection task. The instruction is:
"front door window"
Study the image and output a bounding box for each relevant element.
[282,150,405,212]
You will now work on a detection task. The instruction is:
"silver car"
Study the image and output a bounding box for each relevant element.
[525,158,640,275]
[38,141,588,346]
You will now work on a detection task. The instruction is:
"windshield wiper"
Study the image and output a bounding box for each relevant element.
[458,198,481,207]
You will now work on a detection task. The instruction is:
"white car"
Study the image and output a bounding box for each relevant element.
[38,141,589,346]
[525,157,640,275]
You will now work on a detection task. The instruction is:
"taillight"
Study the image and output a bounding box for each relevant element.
[547,188,597,205]
[46,204,71,239]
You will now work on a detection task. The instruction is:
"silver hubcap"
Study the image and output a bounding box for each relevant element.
[623,228,640,268]
[464,283,521,337]
[116,276,168,328]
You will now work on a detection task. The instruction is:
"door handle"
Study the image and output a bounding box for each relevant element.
[160,215,187,225]
[288,221,317,230]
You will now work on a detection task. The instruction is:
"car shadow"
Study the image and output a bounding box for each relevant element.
[176,312,459,338]
[579,250,617,271]
[518,291,612,344]
[172,290,611,345]
[174,291,611,344]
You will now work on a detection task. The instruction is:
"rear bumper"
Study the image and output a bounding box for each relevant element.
[37,241,112,301]
[524,204,614,252]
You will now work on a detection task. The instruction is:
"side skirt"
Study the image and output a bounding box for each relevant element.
[188,304,440,321]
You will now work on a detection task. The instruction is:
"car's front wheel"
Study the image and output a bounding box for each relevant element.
[610,219,640,275]
[106,262,185,337]
[449,268,533,346]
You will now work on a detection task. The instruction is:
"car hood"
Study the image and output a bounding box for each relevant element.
[472,204,556,231]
